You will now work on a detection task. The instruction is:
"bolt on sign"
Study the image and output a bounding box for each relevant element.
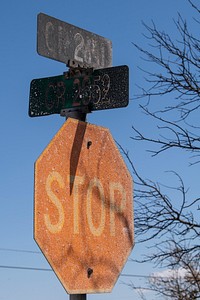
[29,65,129,117]
[34,118,134,294]
[37,13,112,69]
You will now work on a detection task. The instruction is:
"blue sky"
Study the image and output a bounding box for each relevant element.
[0,0,197,299]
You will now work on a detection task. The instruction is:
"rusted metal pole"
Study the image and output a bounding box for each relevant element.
[67,109,87,300]
[70,295,86,300]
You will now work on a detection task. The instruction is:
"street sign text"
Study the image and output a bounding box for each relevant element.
[34,118,134,294]
[29,65,129,117]
[45,171,126,236]
[37,13,112,68]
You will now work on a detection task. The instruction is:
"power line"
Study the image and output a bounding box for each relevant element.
[0,265,51,272]
[121,274,151,279]
[0,247,159,279]
[0,264,152,278]
[0,247,41,254]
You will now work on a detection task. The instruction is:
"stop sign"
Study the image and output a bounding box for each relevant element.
[34,118,134,294]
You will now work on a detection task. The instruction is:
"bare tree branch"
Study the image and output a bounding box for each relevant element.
[133,10,200,121]
[125,1,200,298]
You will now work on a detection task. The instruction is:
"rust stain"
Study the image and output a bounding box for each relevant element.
[34,118,134,294]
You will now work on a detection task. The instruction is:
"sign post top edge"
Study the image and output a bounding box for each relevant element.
[37,12,112,44]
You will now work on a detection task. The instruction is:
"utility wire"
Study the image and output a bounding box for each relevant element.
[0,265,51,271]
[0,247,41,254]
[0,247,159,279]
[0,264,154,279]
[121,274,151,279]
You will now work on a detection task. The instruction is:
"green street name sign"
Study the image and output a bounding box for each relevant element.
[29,65,129,117]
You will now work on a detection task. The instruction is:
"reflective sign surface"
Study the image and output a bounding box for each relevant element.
[34,118,134,294]
[37,13,112,69]
[29,65,129,117]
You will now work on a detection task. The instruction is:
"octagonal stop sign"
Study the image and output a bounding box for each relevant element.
[34,118,134,294]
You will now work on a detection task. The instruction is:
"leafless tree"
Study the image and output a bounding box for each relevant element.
[127,249,200,299]
[123,0,200,298]
[134,0,200,122]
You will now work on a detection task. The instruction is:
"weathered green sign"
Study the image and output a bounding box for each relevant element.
[29,65,129,117]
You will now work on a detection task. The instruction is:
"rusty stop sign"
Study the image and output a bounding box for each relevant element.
[34,118,134,294]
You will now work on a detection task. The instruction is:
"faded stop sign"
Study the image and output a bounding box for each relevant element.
[34,118,134,294]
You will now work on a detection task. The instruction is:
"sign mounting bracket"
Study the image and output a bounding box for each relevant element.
[65,59,94,79]
[60,106,91,120]
[61,60,94,119]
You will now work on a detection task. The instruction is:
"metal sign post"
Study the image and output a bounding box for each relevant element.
[68,111,86,300]
[70,295,86,300]
[67,92,86,300]
[31,12,134,300]
[34,118,134,295]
